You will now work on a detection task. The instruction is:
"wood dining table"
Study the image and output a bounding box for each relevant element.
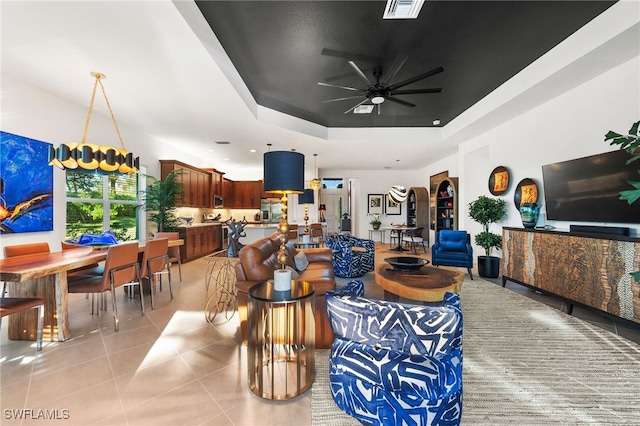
[0,239,183,342]
[381,226,417,252]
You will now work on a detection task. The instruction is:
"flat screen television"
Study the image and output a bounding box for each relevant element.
[542,150,640,224]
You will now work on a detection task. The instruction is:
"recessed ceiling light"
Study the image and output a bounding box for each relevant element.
[354,105,374,114]
[383,0,425,19]
[208,149,215,152]
[224,158,230,161]
[249,149,256,153]
[433,119,441,125]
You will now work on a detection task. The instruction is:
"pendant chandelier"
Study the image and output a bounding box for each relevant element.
[388,159,408,203]
[309,154,321,190]
[48,72,139,174]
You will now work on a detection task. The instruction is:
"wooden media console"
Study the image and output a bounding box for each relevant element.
[501,227,640,324]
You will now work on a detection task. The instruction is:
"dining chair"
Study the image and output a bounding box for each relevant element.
[1,296,45,351]
[2,243,49,349]
[67,241,143,331]
[310,223,323,241]
[3,242,51,296]
[402,227,427,254]
[287,224,299,241]
[4,242,50,258]
[139,238,172,310]
[154,232,182,282]
[61,241,104,277]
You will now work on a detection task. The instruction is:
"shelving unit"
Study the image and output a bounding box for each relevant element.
[434,177,458,234]
[406,187,430,244]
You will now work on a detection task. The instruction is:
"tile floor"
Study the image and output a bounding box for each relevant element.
[2,243,639,425]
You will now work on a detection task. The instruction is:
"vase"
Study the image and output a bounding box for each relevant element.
[372,224,380,230]
[519,203,540,228]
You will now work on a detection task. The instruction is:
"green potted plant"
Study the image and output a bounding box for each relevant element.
[141,169,184,233]
[468,195,507,278]
[605,120,640,282]
[369,214,382,230]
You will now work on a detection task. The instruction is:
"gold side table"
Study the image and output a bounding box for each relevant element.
[204,254,239,323]
[247,280,315,400]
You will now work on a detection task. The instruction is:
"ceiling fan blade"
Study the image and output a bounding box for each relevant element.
[344,98,370,114]
[385,97,416,108]
[320,48,378,64]
[317,81,362,92]
[388,66,444,91]
[381,54,409,85]
[391,88,442,95]
[349,61,374,86]
[322,95,365,103]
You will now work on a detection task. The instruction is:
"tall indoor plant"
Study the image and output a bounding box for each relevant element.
[468,195,507,278]
[141,169,184,233]
[605,120,640,282]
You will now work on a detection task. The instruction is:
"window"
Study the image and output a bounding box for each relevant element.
[66,171,140,241]
[321,178,343,189]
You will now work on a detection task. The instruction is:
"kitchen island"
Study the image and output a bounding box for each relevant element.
[176,222,223,262]
[240,224,279,245]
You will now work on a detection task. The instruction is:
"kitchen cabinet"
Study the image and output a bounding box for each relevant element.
[204,168,224,198]
[160,160,212,208]
[179,224,222,262]
[222,178,233,207]
[229,180,263,209]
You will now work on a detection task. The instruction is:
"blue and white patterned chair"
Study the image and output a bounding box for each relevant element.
[325,235,375,278]
[325,280,463,426]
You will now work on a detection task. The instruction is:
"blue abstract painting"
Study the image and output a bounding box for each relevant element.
[0,131,54,233]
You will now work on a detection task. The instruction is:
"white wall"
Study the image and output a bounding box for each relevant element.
[455,56,640,260]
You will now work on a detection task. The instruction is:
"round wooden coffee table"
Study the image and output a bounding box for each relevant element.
[375,262,464,302]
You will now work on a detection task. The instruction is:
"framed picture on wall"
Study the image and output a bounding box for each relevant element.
[385,194,402,215]
[367,194,384,215]
[488,166,510,196]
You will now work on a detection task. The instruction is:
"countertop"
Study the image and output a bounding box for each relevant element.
[177,222,222,228]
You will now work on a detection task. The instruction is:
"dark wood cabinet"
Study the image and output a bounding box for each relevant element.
[434,177,458,234]
[204,168,224,198]
[160,160,211,208]
[228,180,263,209]
[222,178,233,207]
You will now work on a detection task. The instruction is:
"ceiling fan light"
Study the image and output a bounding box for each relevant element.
[371,96,385,104]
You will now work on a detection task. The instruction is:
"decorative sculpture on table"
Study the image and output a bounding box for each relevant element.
[225,217,248,257]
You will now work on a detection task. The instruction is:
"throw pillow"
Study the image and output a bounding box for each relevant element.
[294,251,309,272]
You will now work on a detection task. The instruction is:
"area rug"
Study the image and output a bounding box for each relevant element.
[311,275,640,425]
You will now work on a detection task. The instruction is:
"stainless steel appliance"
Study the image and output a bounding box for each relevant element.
[213,195,223,208]
[260,198,283,224]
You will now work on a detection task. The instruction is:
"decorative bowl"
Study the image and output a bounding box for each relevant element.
[384,257,429,271]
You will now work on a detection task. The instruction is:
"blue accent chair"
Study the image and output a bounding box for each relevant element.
[325,280,464,426]
[431,230,474,280]
[325,235,375,278]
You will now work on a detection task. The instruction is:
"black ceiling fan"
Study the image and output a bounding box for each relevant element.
[318,53,443,114]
